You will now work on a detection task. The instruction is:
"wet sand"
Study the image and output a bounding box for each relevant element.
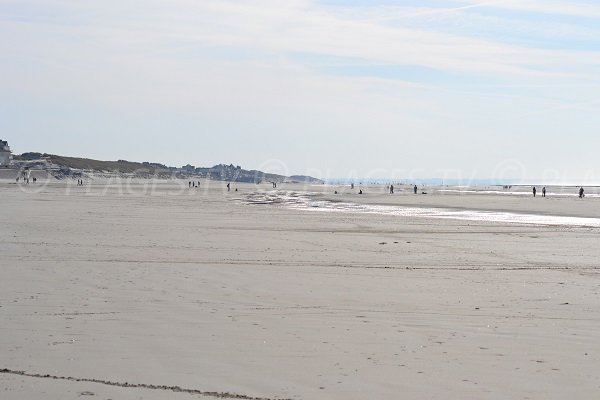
[1,180,600,399]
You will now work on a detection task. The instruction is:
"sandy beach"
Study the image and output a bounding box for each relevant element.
[1,180,600,399]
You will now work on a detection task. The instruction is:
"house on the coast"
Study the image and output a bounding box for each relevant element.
[181,164,196,173]
[0,139,12,167]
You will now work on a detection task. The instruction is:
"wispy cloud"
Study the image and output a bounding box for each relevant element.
[3,0,600,82]
[457,0,600,18]
[2,0,600,176]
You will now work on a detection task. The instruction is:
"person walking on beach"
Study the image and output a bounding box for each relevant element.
[390,184,394,194]
[532,187,536,197]
[414,185,418,194]
[227,183,230,192]
[542,187,546,197]
[579,187,584,198]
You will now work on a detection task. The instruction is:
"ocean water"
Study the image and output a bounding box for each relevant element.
[438,189,600,198]
[323,178,600,187]
[242,191,600,228]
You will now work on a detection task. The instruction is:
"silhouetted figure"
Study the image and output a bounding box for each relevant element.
[390,185,394,194]
[334,191,338,194]
[359,189,363,194]
[413,185,417,194]
[227,183,230,192]
[532,187,536,197]
[235,188,238,192]
[189,181,191,188]
[33,177,36,183]
[579,187,584,198]
[351,183,354,189]
[542,187,546,197]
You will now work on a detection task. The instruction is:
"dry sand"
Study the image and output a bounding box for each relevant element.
[1,179,599,399]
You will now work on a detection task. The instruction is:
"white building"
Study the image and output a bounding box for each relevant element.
[0,140,12,167]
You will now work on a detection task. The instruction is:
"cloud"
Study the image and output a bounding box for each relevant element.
[2,0,598,123]
[457,0,600,18]
[2,0,600,177]
[4,0,600,83]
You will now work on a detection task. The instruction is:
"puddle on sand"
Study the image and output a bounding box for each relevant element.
[240,191,600,228]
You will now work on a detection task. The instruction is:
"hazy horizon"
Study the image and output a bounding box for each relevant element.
[5,147,600,184]
[2,1,599,181]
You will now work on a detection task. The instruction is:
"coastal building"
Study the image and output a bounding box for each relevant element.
[181,164,196,173]
[0,139,12,167]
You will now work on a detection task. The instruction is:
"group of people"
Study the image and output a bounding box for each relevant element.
[391,184,419,194]
[225,183,238,192]
[342,183,420,195]
[346,184,589,199]
[76,179,84,186]
[16,177,36,184]
[532,186,585,198]
[532,186,544,197]
[338,184,591,199]
[188,181,201,188]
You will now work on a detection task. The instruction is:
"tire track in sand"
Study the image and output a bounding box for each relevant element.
[0,368,292,400]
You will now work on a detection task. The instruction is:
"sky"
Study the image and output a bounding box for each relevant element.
[1,0,600,181]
